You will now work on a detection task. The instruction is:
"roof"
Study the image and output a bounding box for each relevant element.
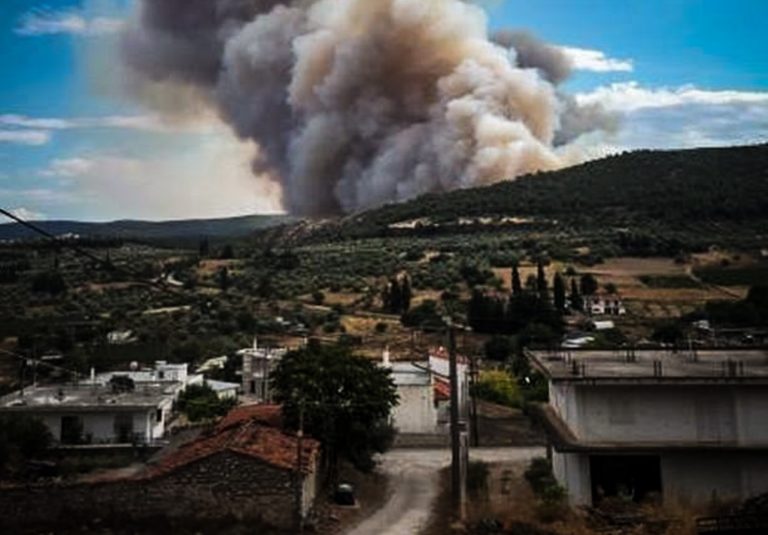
[144,405,318,478]
[0,383,175,412]
[528,349,768,384]
[205,379,239,392]
[216,404,283,430]
[390,362,432,386]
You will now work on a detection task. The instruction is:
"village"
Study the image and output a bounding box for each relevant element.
[2,251,768,535]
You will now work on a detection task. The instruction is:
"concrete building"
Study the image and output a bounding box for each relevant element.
[95,361,202,402]
[529,348,768,507]
[239,342,287,402]
[0,382,176,445]
[583,294,626,316]
[205,379,240,400]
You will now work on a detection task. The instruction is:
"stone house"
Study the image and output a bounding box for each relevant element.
[0,404,321,532]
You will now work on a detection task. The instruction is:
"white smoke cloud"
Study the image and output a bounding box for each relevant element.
[9,207,46,221]
[121,0,615,216]
[0,113,215,134]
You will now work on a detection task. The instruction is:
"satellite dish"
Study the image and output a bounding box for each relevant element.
[129,361,139,371]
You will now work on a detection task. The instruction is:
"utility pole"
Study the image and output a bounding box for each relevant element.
[294,400,305,534]
[446,319,466,522]
[469,353,479,447]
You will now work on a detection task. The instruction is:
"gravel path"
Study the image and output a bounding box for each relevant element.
[344,446,543,535]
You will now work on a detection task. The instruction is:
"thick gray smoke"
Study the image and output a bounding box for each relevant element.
[122,0,614,216]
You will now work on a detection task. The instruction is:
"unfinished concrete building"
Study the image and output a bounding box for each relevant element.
[529,348,768,506]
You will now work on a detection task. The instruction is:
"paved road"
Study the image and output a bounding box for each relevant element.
[344,446,544,535]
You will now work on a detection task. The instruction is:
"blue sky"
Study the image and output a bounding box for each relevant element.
[0,0,766,221]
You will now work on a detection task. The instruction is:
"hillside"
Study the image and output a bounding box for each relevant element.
[0,214,293,241]
[308,144,768,241]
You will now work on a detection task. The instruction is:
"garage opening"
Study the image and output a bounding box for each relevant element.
[590,455,662,504]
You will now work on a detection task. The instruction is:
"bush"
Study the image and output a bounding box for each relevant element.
[471,370,521,408]
[467,460,490,495]
[0,414,52,474]
[176,384,236,422]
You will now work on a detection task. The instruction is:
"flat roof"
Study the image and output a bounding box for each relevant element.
[389,362,432,386]
[0,383,175,412]
[528,349,768,383]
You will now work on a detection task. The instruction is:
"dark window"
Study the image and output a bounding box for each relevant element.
[114,413,134,443]
[590,455,662,504]
[60,415,83,445]
[156,408,163,423]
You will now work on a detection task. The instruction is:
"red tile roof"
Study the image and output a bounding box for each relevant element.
[217,403,283,431]
[143,406,319,479]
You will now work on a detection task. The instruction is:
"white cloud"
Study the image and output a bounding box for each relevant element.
[0,114,214,134]
[576,81,768,112]
[574,82,768,151]
[15,9,123,37]
[40,158,96,177]
[9,207,46,221]
[560,46,634,73]
[0,130,51,145]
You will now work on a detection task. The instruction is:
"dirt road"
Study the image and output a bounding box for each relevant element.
[344,446,543,535]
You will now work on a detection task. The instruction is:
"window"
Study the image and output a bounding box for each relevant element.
[114,413,134,443]
[590,455,661,504]
[60,415,83,445]
[156,408,163,423]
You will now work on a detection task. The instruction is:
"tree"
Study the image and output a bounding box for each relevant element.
[553,273,566,313]
[580,273,598,296]
[0,414,52,474]
[271,342,399,476]
[569,278,583,312]
[605,282,618,294]
[471,370,521,408]
[312,290,325,305]
[218,267,230,292]
[176,384,236,422]
[219,244,235,260]
[511,265,522,295]
[536,262,548,301]
[484,336,512,362]
[401,275,412,313]
[198,236,210,258]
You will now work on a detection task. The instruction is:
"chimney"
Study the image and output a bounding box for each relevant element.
[382,346,391,368]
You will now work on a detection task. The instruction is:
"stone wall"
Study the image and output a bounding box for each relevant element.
[0,451,313,531]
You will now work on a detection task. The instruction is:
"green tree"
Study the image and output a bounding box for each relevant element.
[484,336,512,362]
[176,384,236,422]
[511,265,522,295]
[271,342,399,476]
[569,278,583,312]
[553,273,566,313]
[471,370,521,408]
[580,273,598,296]
[0,414,52,474]
[218,267,230,292]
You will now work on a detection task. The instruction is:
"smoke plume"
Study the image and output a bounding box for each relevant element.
[122,0,614,216]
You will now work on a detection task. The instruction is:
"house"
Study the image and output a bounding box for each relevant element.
[106,329,136,345]
[0,381,176,445]
[381,347,470,435]
[0,404,321,532]
[205,378,240,400]
[528,348,768,507]
[94,360,203,402]
[239,341,287,402]
[583,293,626,316]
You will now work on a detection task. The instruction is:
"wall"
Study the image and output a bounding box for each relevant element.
[0,451,317,531]
[38,409,155,444]
[553,383,768,445]
[391,384,438,434]
[552,451,591,505]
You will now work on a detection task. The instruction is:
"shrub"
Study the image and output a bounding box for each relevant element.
[471,370,521,408]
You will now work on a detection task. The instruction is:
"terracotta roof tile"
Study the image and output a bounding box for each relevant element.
[142,406,319,479]
[216,403,283,431]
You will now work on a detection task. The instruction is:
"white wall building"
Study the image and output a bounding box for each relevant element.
[0,382,176,445]
[239,343,287,402]
[381,347,470,435]
[529,349,768,506]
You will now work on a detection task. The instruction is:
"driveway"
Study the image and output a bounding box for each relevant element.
[344,446,544,535]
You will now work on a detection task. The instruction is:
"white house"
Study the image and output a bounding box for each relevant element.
[583,294,626,316]
[0,382,176,445]
[205,379,240,400]
[239,342,287,402]
[529,348,768,506]
[381,347,470,435]
[95,361,203,402]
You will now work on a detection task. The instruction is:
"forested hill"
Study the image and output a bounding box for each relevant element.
[311,143,768,240]
[0,214,292,241]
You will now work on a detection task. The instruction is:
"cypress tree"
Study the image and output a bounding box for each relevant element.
[570,278,583,312]
[536,262,548,301]
[553,273,566,312]
[401,275,412,313]
[511,265,522,295]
